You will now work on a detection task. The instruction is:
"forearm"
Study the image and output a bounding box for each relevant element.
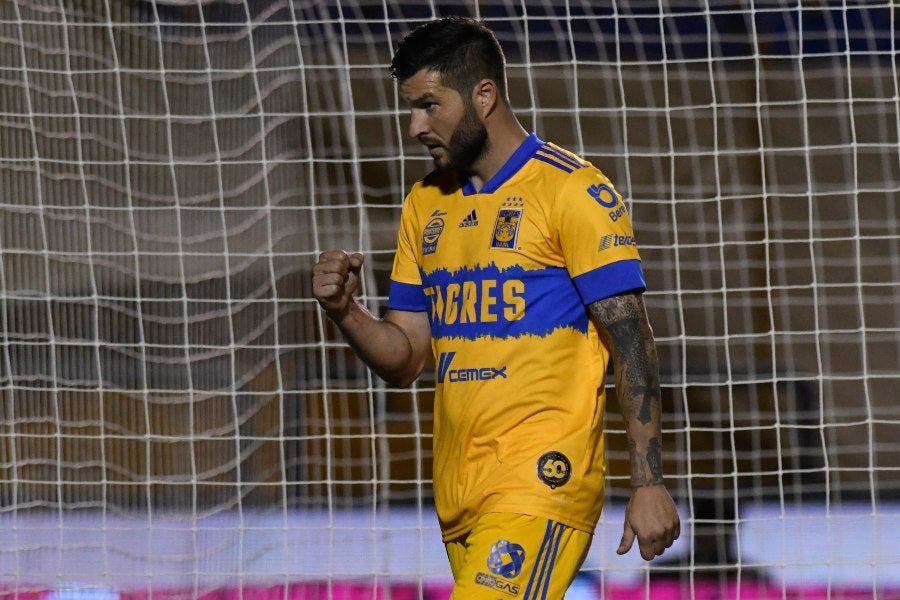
[329,300,424,387]
[611,324,664,488]
[312,250,429,387]
[589,293,665,488]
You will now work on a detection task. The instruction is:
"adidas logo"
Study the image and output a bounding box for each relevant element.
[459,209,478,228]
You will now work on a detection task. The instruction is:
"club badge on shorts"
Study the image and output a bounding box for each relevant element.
[488,539,526,578]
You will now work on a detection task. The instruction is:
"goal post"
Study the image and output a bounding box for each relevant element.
[0,1,897,597]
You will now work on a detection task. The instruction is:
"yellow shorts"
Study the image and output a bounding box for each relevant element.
[445,512,593,599]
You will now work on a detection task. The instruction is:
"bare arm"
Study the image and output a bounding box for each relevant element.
[312,250,431,387]
[589,291,680,560]
[589,292,664,486]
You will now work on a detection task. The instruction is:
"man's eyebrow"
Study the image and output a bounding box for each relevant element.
[406,92,438,106]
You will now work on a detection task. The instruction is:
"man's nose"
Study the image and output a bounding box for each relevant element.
[408,110,428,139]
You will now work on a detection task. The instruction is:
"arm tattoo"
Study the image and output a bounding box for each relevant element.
[589,293,665,486]
[628,437,664,487]
[604,313,655,425]
[647,437,663,483]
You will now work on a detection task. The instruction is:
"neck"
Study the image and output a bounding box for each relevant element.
[467,117,529,191]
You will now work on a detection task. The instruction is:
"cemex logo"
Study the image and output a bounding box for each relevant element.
[437,352,507,383]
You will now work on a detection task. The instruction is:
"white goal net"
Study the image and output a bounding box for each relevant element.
[0,1,897,598]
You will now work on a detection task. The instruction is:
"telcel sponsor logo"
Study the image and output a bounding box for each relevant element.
[598,234,636,251]
[437,352,507,384]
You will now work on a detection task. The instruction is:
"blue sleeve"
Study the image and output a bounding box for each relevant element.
[387,280,430,312]
[572,259,646,305]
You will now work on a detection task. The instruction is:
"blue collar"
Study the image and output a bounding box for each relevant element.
[461,132,544,196]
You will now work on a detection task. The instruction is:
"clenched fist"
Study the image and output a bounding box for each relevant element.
[312,250,364,322]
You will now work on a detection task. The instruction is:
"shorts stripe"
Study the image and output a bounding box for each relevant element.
[523,520,564,600]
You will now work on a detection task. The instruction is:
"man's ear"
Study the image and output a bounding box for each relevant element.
[472,78,498,118]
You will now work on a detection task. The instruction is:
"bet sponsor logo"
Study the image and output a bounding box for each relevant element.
[587,184,629,221]
[587,183,618,208]
[608,204,628,222]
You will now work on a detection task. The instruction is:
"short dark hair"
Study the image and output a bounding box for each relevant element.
[390,16,508,101]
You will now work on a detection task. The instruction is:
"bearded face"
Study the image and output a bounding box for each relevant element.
[400,69,490,172]
[441,97,488,171]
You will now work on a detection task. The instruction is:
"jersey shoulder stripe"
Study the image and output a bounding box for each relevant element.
[542,143,586,168]
[533,143,587,173]
[533,152,575,173]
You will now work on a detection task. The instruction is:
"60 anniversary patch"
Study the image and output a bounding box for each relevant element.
[536,451,571,489]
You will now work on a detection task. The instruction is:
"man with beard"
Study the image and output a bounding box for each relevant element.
[312,16,680,598]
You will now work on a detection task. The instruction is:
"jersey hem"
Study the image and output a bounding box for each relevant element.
[440,506,598,542]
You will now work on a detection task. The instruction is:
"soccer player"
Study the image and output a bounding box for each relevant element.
[313,15,680,598]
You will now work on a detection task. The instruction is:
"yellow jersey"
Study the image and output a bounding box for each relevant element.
[388,133,644,541]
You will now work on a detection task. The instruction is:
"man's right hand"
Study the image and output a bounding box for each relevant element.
[311,249,430,388]
[312,250,364,322]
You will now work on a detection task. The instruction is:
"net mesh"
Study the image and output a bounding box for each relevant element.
[0,0,897,596]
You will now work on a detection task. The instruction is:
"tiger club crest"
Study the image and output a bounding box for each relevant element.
[491,198,523,249]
